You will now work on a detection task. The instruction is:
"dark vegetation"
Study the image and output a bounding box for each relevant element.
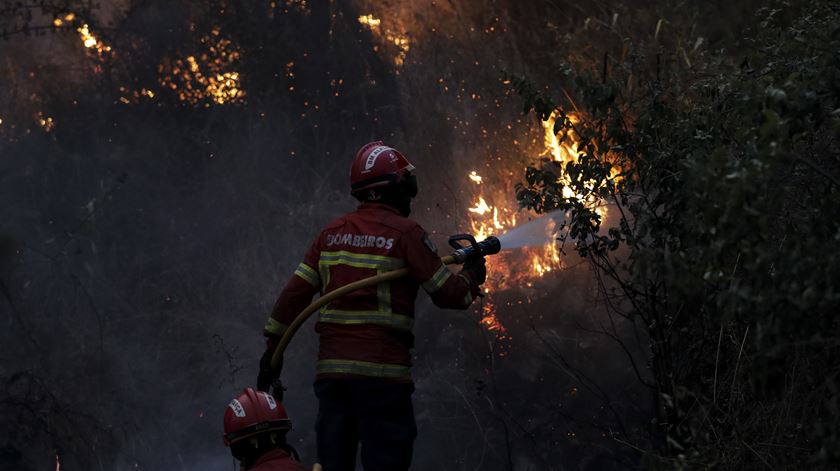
[1,0,837,470]
[514,0,840,468]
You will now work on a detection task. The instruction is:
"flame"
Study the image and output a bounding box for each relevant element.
[542,112,581,164]
[540,111,614,218]
[463,110,619,340]
[468,196,491,215]
[465,113,586,336]
[358,14,410,69]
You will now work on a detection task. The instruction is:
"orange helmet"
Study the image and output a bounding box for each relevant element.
[223,388,291,446]
[350,141,415,196]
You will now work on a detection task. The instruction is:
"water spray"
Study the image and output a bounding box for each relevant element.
[495,210,565,250]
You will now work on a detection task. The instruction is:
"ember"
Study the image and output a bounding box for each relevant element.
[358,14,411,69]
[159,27,245,106]
[53,13,111,58]
[37,112,55,132]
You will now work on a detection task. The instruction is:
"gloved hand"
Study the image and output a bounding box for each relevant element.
[461,256,487,286]
[257,348,283,393]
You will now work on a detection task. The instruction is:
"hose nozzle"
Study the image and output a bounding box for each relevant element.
[448,234,501,264]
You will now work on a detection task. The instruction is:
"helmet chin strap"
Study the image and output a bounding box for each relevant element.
[356,176,416,217]
[364,189,383,201]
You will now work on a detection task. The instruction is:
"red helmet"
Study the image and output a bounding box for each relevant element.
[223,388,291,446]
[350,141,415,195]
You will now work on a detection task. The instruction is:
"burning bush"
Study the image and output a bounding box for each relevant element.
[513,0,840,467]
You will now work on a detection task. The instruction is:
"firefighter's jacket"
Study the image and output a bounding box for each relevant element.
[265,203,480,382]
[248,449,308,471]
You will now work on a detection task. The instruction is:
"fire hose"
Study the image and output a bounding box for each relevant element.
[269,234,501,370]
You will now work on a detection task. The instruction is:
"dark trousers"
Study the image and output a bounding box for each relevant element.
[314,378,417,471]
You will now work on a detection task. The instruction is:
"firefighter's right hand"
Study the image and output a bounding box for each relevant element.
[461,256,487,285]
[257,348,283,393]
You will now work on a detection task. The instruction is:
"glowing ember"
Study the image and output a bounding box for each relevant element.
[56,453,60,471]
[284,0,309,14]
[159,27,245,105]
[77,23,111,55]
[269,0,309,14]
[468,171,482,183]
[480,302,507,333]
[52,13,75,28]
[358,15,382,28]
[358,14,411,69]
[37,112,55,132]
[52,13,111,58]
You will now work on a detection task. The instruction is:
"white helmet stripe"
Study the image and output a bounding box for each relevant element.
[364,146,392,171]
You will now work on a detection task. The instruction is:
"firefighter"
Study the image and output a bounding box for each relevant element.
[223,387,309,471]
[257,141,487,471]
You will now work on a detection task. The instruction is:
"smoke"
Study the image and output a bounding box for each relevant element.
[0,1,651,470]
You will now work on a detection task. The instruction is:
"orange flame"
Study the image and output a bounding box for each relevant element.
[464,110,619,340]
[464,112,591,337]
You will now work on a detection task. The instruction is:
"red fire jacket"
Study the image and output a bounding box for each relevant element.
[249,449,308,471]
[265,203,480,382]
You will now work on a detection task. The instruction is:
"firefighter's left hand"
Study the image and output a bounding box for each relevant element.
[257,348,283,392]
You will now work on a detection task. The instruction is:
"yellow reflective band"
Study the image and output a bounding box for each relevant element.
[377,273,392,314]
[318,263,331,296]
[264,318,289,336]
[317,359,411,379]
[318,308,414,331]
[294,262,320,287]
[319,251,405,270]
[318,250,402,322]
[422,264,452,293]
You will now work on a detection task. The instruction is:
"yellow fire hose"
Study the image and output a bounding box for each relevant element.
[270,254,459,369]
